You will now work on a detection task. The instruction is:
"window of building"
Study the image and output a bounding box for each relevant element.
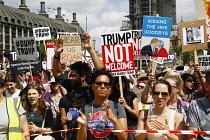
[55,23,63,30]
[38,19,46,26]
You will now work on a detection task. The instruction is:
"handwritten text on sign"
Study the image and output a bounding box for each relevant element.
[13,37,37,61]
[33,27,51,41]
[102,43,135,74]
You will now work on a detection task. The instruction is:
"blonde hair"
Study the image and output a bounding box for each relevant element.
[150,38,159,43]
[163,70,186,98]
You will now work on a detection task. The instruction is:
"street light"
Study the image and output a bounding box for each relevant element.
[92,38,96,50]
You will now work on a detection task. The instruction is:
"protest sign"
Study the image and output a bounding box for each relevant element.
[163,50,177,65]
[180,19,207,52]
[198,55,210,71]
[194,0,210,42]
[9,50,42,74]
[101,30,142,60]
[141,16,172,58]
[46,42,55,70]
[102,43,135,76]
[57,32,78,39]
[33,27,51,41]
[60,35,82,64]
[13,37,37,61]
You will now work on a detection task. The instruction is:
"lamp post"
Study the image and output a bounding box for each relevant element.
[92,38,96,51]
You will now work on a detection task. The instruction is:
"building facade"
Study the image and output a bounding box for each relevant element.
[0,0,84,63]
[129,0,176,30]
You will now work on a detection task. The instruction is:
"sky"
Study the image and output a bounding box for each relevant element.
[4,0,197,53]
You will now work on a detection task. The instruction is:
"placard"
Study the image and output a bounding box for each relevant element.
[194,0,210,42]
[9,50,42,74]
[141,16,172,58]
[46,42,55,70]
[60,35,82,63]
[33,27,51,41]
[13,37,37,61]
[198,55,210,71]
[180,19,207,52]
[57,32,78,39]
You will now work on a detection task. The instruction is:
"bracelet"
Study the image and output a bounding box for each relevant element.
[54,55,60,59]
[36,127,39,133]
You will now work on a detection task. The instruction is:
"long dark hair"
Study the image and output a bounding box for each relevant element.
[23,85,47,118]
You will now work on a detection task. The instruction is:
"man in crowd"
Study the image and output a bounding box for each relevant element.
[52,32,103,139]
[187,69,210,140]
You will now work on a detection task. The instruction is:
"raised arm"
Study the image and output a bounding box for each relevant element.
[52,38,64,77]
[82,33,103,70]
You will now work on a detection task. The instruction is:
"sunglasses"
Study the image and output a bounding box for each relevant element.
[152,91,169,96]
[94,82,111,87]
[186,79,194,82]
[137,85,145,89]
[172,86,178,89]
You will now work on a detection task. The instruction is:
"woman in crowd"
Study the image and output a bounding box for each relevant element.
[23,85,54,140]
[135,79,186,140]
[50,81,67,139]
[4,74,22,97]
[164,76,188,121]
[0,76,29,140]
[109,76,139,140]
[181,73,197,102]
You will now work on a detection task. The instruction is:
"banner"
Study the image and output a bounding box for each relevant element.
[141,16,172,58]
[9,50,42,74]
[101,44,135,76]
[33,27,51,41]
[60,35,82,64]
[57,32,78,39]
[180,19,207,52]
[194,0,210,42]
[13,37,37,61]
[101,30,142,60]
[198,55,210,71]
[46,42,55,70]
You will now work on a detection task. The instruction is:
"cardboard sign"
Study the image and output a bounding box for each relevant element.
[163,51,177,65]
[33,27,51,41]
[9,50,42,74]
[46,42,55,70]
[198,55,210,71]
[180,19,207,52]
[13,37,37,61]
[194,0,210,42]
[102,43,135,76]
[141,16,172,58]
[101,30,142,60]
[57,32,78,39]
[60,35,82,63]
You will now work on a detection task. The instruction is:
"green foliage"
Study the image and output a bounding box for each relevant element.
[37,38,56,61]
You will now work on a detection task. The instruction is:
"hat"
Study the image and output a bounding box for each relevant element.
[28,76,41,81]
[50,81,58,85]
[138,73,148,81]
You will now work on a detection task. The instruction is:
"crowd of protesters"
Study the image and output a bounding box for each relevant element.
[0,33,209,140]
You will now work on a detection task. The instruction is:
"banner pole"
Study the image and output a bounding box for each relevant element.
[119,76,123,97]
[28,60,34,84]
[194,50,198,64]
[140,59,142,72]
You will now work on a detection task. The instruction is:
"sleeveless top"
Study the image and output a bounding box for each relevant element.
[147,110,176,140]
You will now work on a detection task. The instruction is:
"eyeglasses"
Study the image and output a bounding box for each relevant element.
[94,82,111,87]
[172,86,178,89]
[186,79,194,82]
[137,85,145,89]
[152,91,169,96]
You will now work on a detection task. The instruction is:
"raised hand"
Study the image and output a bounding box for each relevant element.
[82,32,93,51]
[54,38,64,56]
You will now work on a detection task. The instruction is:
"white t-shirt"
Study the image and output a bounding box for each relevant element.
[5,89,21,98]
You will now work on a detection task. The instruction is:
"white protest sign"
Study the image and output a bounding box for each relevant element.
[198,55,210,71]
[13,37,37,61]
[57,32,78,39]
[46,42,55,70]
[33,27,51,41]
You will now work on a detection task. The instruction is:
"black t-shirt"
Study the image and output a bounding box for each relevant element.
[108,90,138,126]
